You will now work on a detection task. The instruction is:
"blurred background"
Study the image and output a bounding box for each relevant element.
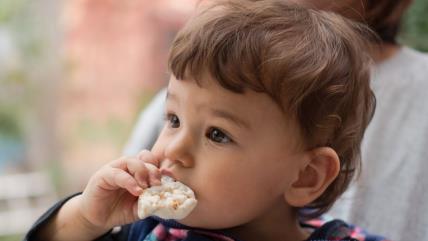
[0,0,426,240]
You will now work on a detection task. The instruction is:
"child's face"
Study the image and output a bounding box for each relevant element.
[151,75,307,229]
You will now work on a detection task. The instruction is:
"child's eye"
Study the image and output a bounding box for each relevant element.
[166,113,180,128]
[206,127,232,144]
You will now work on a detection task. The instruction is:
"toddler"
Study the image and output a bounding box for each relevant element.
[26,1,385,241]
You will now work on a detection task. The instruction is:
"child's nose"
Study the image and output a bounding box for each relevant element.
[163,130,195,168]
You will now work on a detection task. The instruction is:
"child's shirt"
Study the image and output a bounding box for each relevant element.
[24,194,389,241]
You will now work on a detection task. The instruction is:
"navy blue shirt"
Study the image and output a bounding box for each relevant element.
[24,194,388,241]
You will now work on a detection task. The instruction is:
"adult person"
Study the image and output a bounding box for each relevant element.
[314,1,428,241]
[124,1,428,240]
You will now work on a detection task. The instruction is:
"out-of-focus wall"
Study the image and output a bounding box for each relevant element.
[0,0,197,239]
[59,0,198,194]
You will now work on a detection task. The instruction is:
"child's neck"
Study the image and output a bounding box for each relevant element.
[225,201,309,241]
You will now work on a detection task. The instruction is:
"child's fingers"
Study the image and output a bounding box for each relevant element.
[108,151,161,188]
[102,167,143,196]
[145,163,162,186]
[109,156,151,188]
[109,156,130,169]
[127,158,161,187]
[138,150,160,167]
[138,150,161,186]
[126,157,150,189]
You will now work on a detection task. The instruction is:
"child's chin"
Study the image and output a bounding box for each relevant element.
[176,215,196,227]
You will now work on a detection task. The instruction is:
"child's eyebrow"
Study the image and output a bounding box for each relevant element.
[210,108,251,130]
[166,90,251,130]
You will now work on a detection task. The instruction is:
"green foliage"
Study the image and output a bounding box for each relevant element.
[0,0,26,23]
[400,0,428,52]
[0,234,22,241]
[0,0,41,142]
[0,107,22,139]
[2,69,26,85]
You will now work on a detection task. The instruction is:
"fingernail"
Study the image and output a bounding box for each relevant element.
[135,187,143,194]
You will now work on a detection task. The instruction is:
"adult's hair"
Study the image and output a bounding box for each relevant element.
[168,0,376,218]
[364,0,413,43]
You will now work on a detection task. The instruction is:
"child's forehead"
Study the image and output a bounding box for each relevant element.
[167,75,291,123]
[168,74,260,105]
[168,73,236,97]
[168,73,290,115]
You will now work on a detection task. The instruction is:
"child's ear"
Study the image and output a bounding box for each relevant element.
[284,147,340,207]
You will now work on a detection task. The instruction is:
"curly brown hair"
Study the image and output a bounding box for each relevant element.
[168,0,376,218]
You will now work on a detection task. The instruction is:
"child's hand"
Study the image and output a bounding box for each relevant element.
[77,150,161,232]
